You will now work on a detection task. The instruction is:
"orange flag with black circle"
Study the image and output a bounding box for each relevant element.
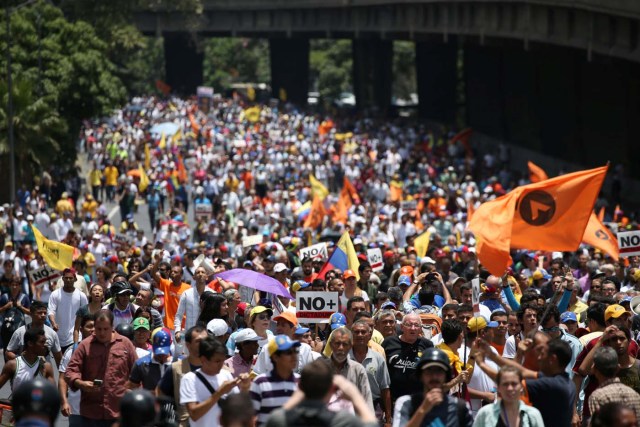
[528,161,548,183]
[469,165,608,275]
[582,213,619,260]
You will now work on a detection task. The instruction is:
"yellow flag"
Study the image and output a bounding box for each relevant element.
[32,226,74,271]
[139,163,150,192]
[171,128,182,144]
[158,132,166,149]
[310,174,329,200]
[144,143,151,170]
[244,106,261,123]
[414,231,431,259]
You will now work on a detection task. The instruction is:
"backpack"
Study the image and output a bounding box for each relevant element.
[419,313,442,339]
[2,307,25,347]
[409,393,468,427]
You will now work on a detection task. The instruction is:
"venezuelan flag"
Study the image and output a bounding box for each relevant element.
[296,200,312,222]
[317,232,360,280]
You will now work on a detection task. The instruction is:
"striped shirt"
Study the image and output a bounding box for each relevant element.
[249,371,299,426]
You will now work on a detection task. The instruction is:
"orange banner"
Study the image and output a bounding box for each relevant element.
[304,196,326,229]
[583,213,619,260]
[470,166,608,275]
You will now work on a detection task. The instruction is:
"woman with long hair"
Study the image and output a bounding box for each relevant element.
[73,283,105,345]
[473,366,544,427]
[94,266,112,290]
[197,293,229,325]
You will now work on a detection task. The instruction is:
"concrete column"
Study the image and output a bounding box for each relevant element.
[163,32,203,95]
[269,38,310,106]
[415,40,458,123]
[352,39,392,114]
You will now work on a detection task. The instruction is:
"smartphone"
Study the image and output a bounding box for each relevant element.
[93,379,103,387]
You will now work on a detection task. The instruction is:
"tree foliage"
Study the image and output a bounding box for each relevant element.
[310,39,353,101]
[203,38,270,92]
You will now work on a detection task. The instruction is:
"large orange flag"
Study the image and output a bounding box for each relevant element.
[304,196,326,229]
[582,213,619,260]
[528,161,548,183]
[469,166,608,275]
[331,177,359,224]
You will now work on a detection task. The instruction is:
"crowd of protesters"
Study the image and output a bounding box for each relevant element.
[0,95,639,427]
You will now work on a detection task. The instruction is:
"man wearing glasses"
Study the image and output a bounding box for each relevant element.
[381,312,434,404]
[250,335,300,425]
[540,304,583,377]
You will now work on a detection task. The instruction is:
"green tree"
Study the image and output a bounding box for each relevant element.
[310,39,352,101]
[203,38,270,92]
[393,41,416,101]
[0,80,67,183]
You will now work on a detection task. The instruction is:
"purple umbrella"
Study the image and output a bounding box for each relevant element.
[214,269,293,299]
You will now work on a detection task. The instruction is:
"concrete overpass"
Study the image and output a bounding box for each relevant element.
[135,0,640,173]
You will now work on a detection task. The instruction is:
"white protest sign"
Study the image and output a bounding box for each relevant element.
[299,242,328,261]
[367,248,383,272]
[296,291,339,323]
[28,265,61,287]
[400,200,417,211]
[113,234,133,247]
[471,277,481,315]
[195,203,213,221]
[618,230,640,257]
[242,234,263,247]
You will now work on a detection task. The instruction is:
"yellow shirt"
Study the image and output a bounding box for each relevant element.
[104,166,118,186]
[89,169,103,187]
[81,200,98,218]
[55,199,73,215]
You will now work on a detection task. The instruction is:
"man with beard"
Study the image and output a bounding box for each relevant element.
[328,327,374,412]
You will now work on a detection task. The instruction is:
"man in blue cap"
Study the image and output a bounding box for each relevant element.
[560,311,579,336]
[250,335,300,425]
[127,328,173,391]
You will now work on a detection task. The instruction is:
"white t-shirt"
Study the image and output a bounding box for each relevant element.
[59,346,81,415]
[179,369,239,427]
[502,332,524,359]
[47,288,88,346]
[468,346,498,416]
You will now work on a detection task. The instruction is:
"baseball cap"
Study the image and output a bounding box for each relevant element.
[4,241,12,247]
[343,269,356,279]
[273,311,297,327]
[92,234,101,240]
[560,312,578,323]
[250,306,273,318]
[236,302,248,316]
[291,281,310,293]
[132,317,150,331]
[420,256,436,265]
[605,304,627,321]
[267,334,301,356]
[467,317,488,333]
[273,263,288,273]
[380,301,396,310]
[152,329,172,355]
[207,319,230,337]
[26,215,34,221]
[330,313,347,330]
[62,268,76,276]
[590,270,605,281]
[294,326,310,335]
[353,237,363,245]
[454,245,470,254]
[397,275,412,287]
[383,250,395,260]
[234,328,261,344]
[265,255,276,263]
[399,266,414,276]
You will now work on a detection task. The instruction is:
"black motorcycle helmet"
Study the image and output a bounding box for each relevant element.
[120,389,157,427]
[416,348,453,381]
[110,280,133,299]
[12,377,61,425]
[115,322,135,341]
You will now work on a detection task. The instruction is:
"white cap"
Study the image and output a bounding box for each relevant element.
[420,257,436,265]
[234,328,261,344]
[206,319,229,337]
[92,234,101,240]
[273,263,288,273]
[26,215,34,221]
[552,252,563,260]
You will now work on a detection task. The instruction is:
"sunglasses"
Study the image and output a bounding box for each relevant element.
[255,313,271,321]
[542,326,561,333]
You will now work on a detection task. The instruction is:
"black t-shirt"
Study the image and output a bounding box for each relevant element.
[382,335,434,402]
[525,372,576,427]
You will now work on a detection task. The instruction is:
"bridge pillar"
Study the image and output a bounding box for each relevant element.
[163,33,203,95]
[269,38,310,105]
[352,39,392,114]
[415,40,458,123]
